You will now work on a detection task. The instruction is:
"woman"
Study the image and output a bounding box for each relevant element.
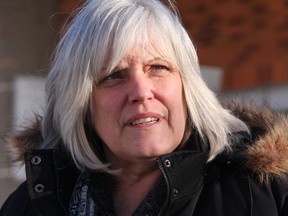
[1,0,288,215]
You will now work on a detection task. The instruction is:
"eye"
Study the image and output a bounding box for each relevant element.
[148,64,172,77]
[150,65,170,71]
[98,71,124,85]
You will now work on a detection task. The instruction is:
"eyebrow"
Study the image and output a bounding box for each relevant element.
[147,57,171,63]
[101,57,171,71]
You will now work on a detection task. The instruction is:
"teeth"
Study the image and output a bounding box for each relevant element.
[131,117,159,125]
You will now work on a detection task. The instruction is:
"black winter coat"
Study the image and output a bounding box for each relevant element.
[1,106,288,216]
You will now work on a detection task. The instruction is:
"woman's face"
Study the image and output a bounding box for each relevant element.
[92,45,187,165]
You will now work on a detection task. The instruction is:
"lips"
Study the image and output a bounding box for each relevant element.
[130,117,159,125]
[126,112,162,127]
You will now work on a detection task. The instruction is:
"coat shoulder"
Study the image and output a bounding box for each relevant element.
[0,182,36,216]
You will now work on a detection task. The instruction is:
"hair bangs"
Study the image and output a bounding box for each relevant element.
[96,5,181,81]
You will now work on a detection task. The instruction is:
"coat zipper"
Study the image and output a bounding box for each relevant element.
[157,158,170,216]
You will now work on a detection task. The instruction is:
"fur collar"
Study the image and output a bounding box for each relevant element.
[227,104,288,183]
[7,105,288,183]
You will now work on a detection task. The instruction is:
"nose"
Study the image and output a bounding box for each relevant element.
[127,74,154,103]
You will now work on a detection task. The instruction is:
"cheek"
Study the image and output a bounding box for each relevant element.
[168,79,187,131]
[165,77,186,114]
[92,90,121,113]
[91,90,124,132]
[91,92,113,130]
[174,92,187,125]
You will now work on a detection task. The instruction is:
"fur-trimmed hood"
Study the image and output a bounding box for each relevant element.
[7,105,288,183]
[228,104,288,183]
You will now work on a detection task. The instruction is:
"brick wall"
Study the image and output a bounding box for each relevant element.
[178,0,288,91]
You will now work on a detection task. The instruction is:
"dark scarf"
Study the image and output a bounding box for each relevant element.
[69,170,167,216]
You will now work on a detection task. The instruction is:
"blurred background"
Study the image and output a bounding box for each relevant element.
[1,0,288,206]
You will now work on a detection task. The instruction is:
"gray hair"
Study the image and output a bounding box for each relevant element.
[41,0,249,170]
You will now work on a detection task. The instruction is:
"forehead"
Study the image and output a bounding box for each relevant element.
[120,45,164,61]
[111,41,176,64]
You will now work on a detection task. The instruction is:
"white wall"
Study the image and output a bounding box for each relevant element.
[201,65,223,92]
[13,76,46,128]
[222,84,288,111]
[11,76,45,180]
[200,65,288,111]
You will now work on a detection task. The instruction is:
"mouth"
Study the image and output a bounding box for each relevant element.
[130,117,159,126]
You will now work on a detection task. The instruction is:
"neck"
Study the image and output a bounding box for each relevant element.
[111,160,161,216]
